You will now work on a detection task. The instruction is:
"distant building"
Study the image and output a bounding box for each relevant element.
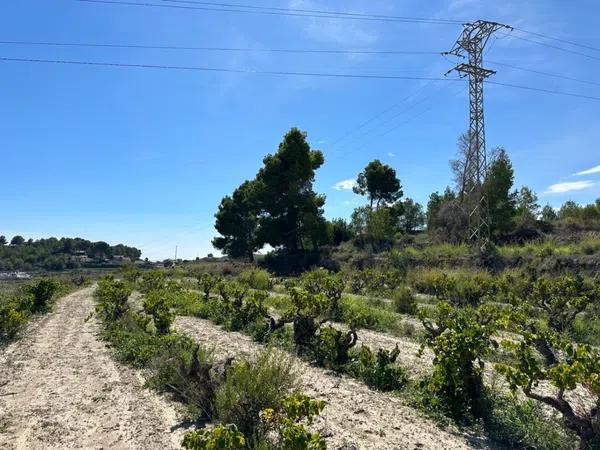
[112,255,131,263]
[0,271,32,280]
[69,252,92,264]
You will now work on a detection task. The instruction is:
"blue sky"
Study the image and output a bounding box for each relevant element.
[1,0,599,260]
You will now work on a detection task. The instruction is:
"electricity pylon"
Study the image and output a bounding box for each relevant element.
[444,20,512,243]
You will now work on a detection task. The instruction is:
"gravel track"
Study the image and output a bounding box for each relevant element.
[0,287,185,450]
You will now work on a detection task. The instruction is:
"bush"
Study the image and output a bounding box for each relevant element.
[101,311,164,367]
[409,269,494,307]
[392,286,417,315]
[147,335,219,420]
[0,300,28,342]
[182,424,246,450]
[95,275,132,322]
[228,290,269,332]
[27,278,60,313]
[198,273,221,301]
[215,349,297,438]
[183,394,327,450]
[139,270,166,293]
[260,393,327,450]
[313,325,357,369]
[482,392,574,450]
[269,287,331,353]
[338,295,397,332]
[142,289,175,334]
[347,345,408,391]
[420,302,499,421]
[238,268,272,290]
[121,264,140,283]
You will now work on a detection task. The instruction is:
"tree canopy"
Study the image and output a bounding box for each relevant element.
[212,128,328,259]
[212,180,260,261]
[353,160,403,208]
[485,148,516,237]
[10,235,25,246]
[255,128,326,253]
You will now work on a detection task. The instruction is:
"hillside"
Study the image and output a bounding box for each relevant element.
[0,236,141,272]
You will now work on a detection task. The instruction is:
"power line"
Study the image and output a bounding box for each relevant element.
[342,85,435,143]
[487,59,600,87]
[0,56,459,81]
[2,55,599,101]
[333,82,458,159]
[334,103,439,159]
[158,0,463,24]
[514,27,600,54]
[0,40,441,55]
[505,33,600,62]
[78,0,461,25]
[320,80,439,149]
[487,80,600,101]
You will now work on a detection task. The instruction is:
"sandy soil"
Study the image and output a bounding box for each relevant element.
[0,287,185,450]
[174,316,490,450]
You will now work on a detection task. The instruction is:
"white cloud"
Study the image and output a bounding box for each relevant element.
[387,152,395,157]
[574,165,600,176]
[544,180,595,194]
[333,179,357,191]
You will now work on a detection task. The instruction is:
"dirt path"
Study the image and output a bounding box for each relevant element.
[174,316,489,450]
[0,287,185,450]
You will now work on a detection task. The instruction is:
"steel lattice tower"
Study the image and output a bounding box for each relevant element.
[444,20,511,243]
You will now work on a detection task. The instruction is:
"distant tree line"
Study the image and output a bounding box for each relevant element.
[213,129,600,261]
[427,136,600,243]
[0,236,141,271]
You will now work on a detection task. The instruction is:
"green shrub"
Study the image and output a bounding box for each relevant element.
[0,301,28,342]
[238,268,272,290]
[301,270,345,320]
[269,287,331,352]
[147,336,218,420]
[497,336,600,448]
[570,313,600,346]
[95,275,132,323]
[27,278,60,313]
[228,290,268,332]
[142,289,175,334]
[101,312,163,367]
[182,424,246,450]
[139,270,166,293]
[121,264,140,283]
[198,273,221,301]
[260,393,327,450]
[347,345,408,391]
[313,325,357,369]
[420,302,499,421]
[338,295,397,332]
[482,392,574,450]
[392,286,417,315]
[215,349,297,438]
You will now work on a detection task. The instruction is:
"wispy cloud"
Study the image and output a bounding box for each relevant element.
[333,179,356,191]
[544,180,595,194]
[387,152,395,157]
[287,0,379,46]
[574,165,600,176]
